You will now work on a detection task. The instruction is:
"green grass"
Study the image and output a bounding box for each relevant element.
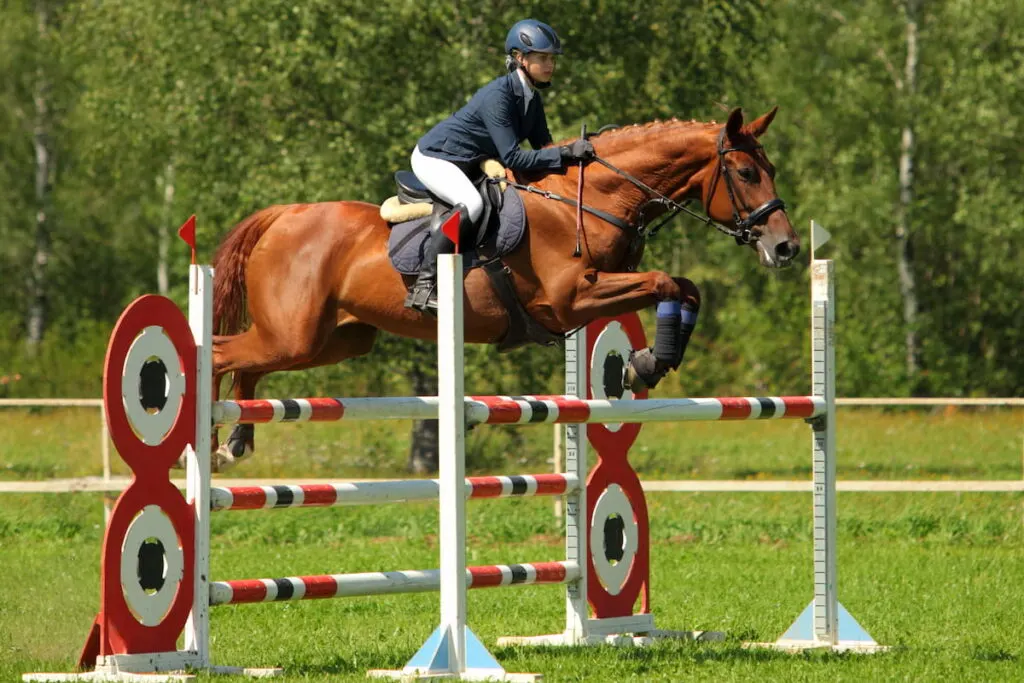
[3,490,1024,681]
[2,408,1023,680]
[1,406,1021,481]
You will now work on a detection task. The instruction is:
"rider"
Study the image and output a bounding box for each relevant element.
[405,18,596,314]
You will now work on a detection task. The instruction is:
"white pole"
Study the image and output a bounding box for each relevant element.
[437,252,467,673]
[811,259,838,644]
[553,425,563,521]
[184,264,214,663]
[562,326,589,643]
[384,253,528,678]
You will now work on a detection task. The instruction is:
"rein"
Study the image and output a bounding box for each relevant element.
[490,176,632,232]
[491,124,787,248]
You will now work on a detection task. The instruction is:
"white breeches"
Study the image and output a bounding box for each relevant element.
[411,146,484,224]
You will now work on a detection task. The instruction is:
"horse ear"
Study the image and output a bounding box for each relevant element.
[746,106,779,139]
[726,107,744,137]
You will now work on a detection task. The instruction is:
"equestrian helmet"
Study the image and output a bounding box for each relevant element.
[505,19,563,55]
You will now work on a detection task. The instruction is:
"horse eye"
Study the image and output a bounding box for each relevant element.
[739,167,759,183]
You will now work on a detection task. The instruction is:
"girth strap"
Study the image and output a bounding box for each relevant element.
[482,260,564,352]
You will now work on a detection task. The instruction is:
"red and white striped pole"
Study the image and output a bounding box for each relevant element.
[212,394,824,425]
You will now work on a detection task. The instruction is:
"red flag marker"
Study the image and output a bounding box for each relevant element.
[440,211,461,254]
[178,215,197,264]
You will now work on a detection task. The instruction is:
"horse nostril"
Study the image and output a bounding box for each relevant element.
[775,241,799,261]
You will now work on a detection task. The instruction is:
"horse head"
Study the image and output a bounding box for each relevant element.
[573,109,799,269]
[701,107,799,268]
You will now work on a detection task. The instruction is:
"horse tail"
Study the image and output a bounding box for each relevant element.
[212,205,290,336]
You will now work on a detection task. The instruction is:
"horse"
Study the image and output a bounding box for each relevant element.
[208,107,798,469]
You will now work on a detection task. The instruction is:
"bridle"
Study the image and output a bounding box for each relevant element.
[702,126,787,244]
[591,125,786,244]
[492,122,788,247]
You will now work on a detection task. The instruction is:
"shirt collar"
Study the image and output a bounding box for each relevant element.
[515,68,534,110]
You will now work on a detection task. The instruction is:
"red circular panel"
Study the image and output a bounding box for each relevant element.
[585,464,650,618]
[99,480,194,654]
[103,295,196,475]
[582,312,652,619]
[585,313,647,455]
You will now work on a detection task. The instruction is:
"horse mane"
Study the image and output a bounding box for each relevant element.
[555,117,722,150]
[522,117,722,189]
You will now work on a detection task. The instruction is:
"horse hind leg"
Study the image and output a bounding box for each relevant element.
[213,371,263,472]
[214,320,380,471]
[207,312,334,470]
[286,320,379,370]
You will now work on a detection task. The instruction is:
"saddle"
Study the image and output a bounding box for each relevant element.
[381,161,561,352]
[380,159,508,248]
[382,158,528,277]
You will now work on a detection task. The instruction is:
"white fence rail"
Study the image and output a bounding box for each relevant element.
[0,399,112,518]
[1,398,1021,499]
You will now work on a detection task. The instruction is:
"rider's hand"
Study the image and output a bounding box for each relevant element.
[560,139,595,164]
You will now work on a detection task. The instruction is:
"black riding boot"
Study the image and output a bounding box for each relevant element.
[405,207,469,315]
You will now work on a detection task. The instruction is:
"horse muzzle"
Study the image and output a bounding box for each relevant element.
[755,237,800,268]
[735,199,798,268]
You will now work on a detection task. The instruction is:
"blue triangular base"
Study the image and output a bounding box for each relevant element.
[404,625,505,675]
[778,600,878,645]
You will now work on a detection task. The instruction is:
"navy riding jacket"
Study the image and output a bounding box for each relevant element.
[417,72,564,172]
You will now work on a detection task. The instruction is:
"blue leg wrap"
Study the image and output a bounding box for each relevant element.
[654,301,682,365]
[677,302,698,365]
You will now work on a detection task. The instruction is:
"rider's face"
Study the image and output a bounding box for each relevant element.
[519,52,556,84]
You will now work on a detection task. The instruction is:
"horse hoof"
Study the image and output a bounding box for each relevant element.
[212,444,239,473]
[166,447,243,473]
[214,434,255,472]
[625,348,666,392]
[624,364,648,393]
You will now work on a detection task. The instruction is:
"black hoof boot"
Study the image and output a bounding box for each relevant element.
[624,347,669,392]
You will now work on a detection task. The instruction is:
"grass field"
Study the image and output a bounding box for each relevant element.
[2,407,1023,681]
[1,405,1021,481]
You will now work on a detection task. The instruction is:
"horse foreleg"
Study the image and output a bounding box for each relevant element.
[564,269,697,320]
[566,270,701,391]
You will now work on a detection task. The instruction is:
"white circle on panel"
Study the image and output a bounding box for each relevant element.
[120,504,183,626]
[121,326,186,446]
[589,322,635,432]
[590,484,638,596]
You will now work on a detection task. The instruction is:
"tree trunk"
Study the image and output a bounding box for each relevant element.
[896,0,920,386]
[26,0,52,352]
[407,354,439,473]
[158,161,175,296]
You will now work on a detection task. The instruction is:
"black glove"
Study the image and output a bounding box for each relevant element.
[560,139,595,164]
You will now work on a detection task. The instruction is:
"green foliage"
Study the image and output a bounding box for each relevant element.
[0,0,1020,401]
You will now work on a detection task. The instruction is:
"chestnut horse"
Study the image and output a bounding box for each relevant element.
[208,107,798,469]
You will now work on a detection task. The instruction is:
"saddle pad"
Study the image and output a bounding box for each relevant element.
[387,186,526,275]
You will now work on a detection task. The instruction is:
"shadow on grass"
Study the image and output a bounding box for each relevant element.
[729,465,812,479]
[972,647,1017,662]
[279,649,409,676]
[493,636,902,666]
